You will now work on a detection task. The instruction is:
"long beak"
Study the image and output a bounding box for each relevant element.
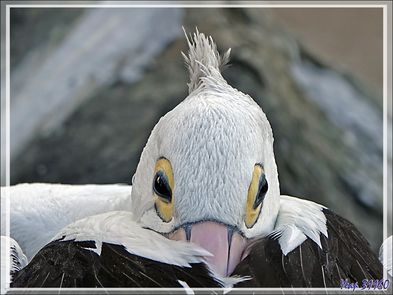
[169,221,246,277]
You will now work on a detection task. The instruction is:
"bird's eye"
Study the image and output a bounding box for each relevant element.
[153,158,174,222]
[245,164,267,228]
[153,173,172,203]
[253,176,268,210]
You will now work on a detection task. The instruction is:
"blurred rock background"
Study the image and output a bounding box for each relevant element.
[3,6,391,253]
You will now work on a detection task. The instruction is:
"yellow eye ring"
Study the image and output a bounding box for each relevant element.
[153,158,174,222]
[245,164,267,228]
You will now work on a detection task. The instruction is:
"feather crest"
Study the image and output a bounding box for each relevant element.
[182,28,231,94]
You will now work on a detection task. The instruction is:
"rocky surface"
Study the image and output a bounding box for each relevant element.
[7,7,389,252]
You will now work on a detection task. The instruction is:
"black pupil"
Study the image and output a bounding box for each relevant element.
[254,177,268,210]
[154,174,172,203]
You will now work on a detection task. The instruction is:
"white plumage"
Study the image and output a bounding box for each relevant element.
[270,195,327,255]
[379,235,393,277]
[53,210,211,267]
[1,183,131,261]
[1,236,27,294]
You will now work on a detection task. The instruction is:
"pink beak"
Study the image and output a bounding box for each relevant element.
[169,221,246,277]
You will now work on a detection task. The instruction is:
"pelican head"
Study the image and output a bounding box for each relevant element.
[130,29,280,277]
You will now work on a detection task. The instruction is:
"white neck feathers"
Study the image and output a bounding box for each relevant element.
[270,195,328,255]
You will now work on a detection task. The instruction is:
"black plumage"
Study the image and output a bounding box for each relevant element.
[11,208,388,289]
[11,237,221,288]
[11,210,387,289]
[232,209,385,287]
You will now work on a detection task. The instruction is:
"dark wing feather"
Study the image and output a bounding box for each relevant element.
[11,237,221,288]
[321,209,383,283]
[11,238,100,287]
[232,209,386,287]
[96,242,221,287]
[232,235,323,287]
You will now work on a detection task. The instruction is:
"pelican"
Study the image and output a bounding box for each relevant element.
[10,30,386,289]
